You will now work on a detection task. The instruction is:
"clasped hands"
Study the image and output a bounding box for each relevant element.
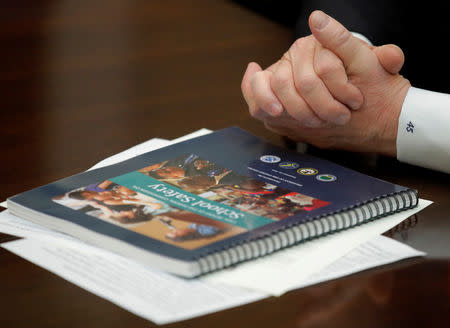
[242,10,411,156]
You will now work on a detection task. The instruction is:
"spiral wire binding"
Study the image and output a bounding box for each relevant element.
[197,189,418,275]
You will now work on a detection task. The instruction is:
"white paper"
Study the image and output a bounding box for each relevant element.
[203,199,431,296]
[0,228,425,324]
[169,128,213,144]
[296,234,425,289]
[0,210,76,243]
[1,237,266,325]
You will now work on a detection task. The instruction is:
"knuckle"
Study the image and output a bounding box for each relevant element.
[289,36,314,60]
[271,68,291,92]
[315,55,341,77]
[281,51,291,64]
[249,71,264,88]
[290,37,307,52]
[250,72,269,101]
[296,73,319,94]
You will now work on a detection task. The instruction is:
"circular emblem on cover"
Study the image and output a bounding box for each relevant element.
[297,168,318,175]
[316,174,337,182]
[279,161,300,169]
[260,155,281,163]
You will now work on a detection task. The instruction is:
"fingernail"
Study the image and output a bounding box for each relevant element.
[268,103,283,116]
[311,11,329,30]
[304,117,323,128]
[349,100,361,110]
[334,113,350,125]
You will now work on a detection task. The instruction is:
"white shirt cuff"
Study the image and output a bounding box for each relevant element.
[397,87,450,174]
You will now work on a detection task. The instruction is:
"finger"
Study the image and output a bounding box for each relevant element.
[270,58,324,127]
[309,10,376,75]
[242,62,271,120]
[314,47,364,110]
[290,37,351,125]
[373,44,405,74]
[242,62,262,118]
[250,69,284,117]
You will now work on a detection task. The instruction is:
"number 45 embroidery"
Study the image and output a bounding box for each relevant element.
[406,121,414,133]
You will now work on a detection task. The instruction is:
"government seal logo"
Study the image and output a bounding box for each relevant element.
[297,168,318,176]
[279,161,300,169]
[316,174,337,182]
[260,155,281,163]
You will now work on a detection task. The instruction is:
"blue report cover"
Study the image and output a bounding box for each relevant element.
[8,127,416,269]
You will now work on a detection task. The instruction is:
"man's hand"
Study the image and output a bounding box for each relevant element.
[242,10,410,156]
[242,35,363,127]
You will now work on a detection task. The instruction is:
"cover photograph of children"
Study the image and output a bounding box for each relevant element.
[52,180,245,250]
[138,154,330,220]
[53,154,330,250]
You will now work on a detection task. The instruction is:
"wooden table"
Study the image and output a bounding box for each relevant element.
[1,1,449,327]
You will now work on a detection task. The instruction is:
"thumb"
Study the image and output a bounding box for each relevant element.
[373,44,405,74]
[309,10,376,75]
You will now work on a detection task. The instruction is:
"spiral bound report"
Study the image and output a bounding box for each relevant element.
[7,127,419,278]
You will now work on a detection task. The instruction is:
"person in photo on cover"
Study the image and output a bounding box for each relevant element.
[174,170,235,194]
[63,187,237,240]
[138,154,203,180]
[84,180,115,192]
[207,179,329,220]
[164,222,229,242]
[66,189,171,224]
[67,186,164,209]
[138,155,248,187]
[282,192,330,211]
[140,164,185,180]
